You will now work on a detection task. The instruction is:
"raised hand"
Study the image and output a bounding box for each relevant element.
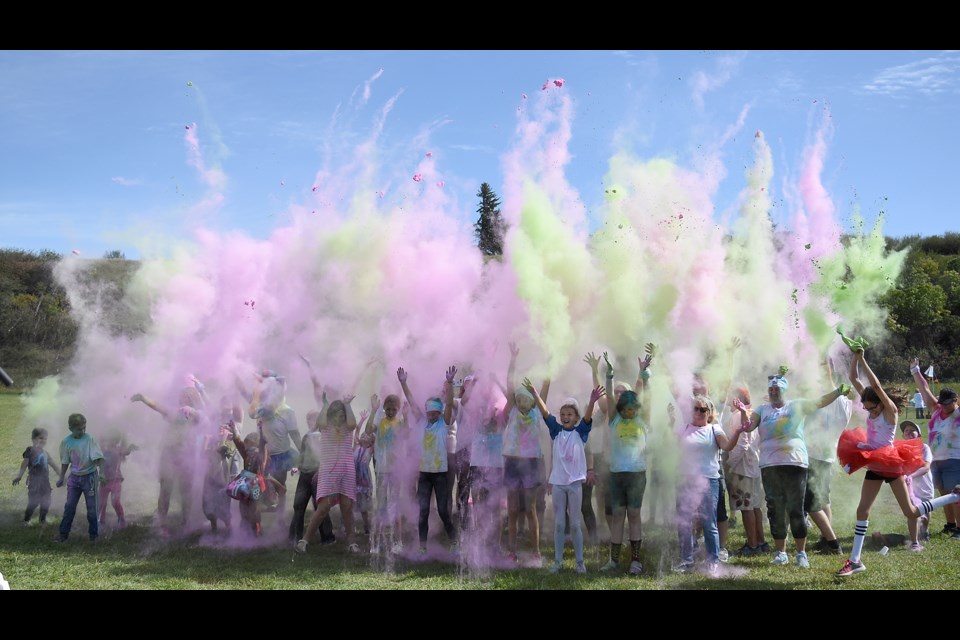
[359,409,370,423]
[397,367,408,384]
[589,385,606,404]
[130,393,144,403]
[639,354,653,371]
[778,364,789,376]
[445,365,458,383]
[732,398,748,413]
[644,343,657,358]
[911,357,920,371]
[299,353,312,368]
[370,394,380,412]
[838,383,852,397]
[521,377,536,394]
[730,337,742,350]
[602,352,613,377]
[508,342,520,359]
[342,394,356,405]
[583,352,600,370]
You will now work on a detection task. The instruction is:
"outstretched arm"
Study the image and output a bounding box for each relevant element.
[522,377,549,419]
[12,458,29,485]
[911,358,939,409]
[848,352,866,396]
[501,342,519,423]
[444,366,457,426]
[603,352,616,422]
[397,367,424,423]
[585,385,605,424]
[858,351,898,423]
[637,351,654,424]
[130,393,170,419]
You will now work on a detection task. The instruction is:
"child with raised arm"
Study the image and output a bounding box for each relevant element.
[353,422,374,540]
[398,365,459,556]
[226,421,285,537]
[130,384,206,533]
[98,432,138,529]
[525,379,603,574]
[910,358,960,538]
[295,395,362,554]
[601,351,652,576]
[13,428,60,526]
[54,414,104,543]
[365,393,408,554]
[834,346,958,576]
[246,371,300,515]
[501,343,549,565]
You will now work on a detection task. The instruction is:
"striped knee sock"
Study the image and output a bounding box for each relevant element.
[918,493,960,516]
[850,519,869,564]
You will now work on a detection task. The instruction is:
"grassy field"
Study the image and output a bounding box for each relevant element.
[1,391,958,590]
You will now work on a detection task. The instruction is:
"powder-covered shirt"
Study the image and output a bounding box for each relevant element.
[755,401,808,468]
[725,410,760,478]
[298,431,323,474]
[909,443,934,502]
[929,406,960,461]
[678,423,725,478]
[255,406,300,456]
[863,411,897,450]
[502,407,543,459]
[371,412,405,473]
[546,415,591,485]
[471,419,504,468]
[22,447,52,488]
[804,396,852,463]
[608,414,649,473]
[420,417,454,473]
[59,433,104,476]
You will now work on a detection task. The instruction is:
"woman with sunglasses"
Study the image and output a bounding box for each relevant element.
[674,395,748,573]
[910,358,960,539]
[835,349,960,576]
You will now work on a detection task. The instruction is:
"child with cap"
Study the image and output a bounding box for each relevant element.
[900,420,933,548]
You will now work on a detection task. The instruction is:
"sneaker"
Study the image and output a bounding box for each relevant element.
[320,535,337,546]
[950,530,960,541]
[574,562,587,574]
[941,523,957,535]
[347,543,361,553]
[673,560,694,573]
[628,559,643,576]
[736,544,759,557]
[820,541,843,555]
[599,559,620,572]
[758,542,772,553]
[505,551,519,564]
[909,542,924,552]
[450,541,460,556]
[548,561,562,574]
[795,551,810,569]
[418,546,428,557]
[705,561,720,576]
[370,543,380,554]
[117,518,126,530]
[53,535,67,543]
[22,521,32,528]
[529,553,543,568]
[919,517,930,542]
[811,537,827,552]
[771,551,790,565]
[836,559,866,576]
[718,547,729,563]
[391,540,404,555]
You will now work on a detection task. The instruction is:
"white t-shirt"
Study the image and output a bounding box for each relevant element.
[929,407,960,461]
[725,410,760,478]
[913,393,925,409]
[548,421,588,485]
[909,443,934,502]
[864,411,897,450]
[678,423,724,479]
[755,401,809,468]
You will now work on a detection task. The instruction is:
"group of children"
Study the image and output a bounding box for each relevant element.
[14,335,960,580]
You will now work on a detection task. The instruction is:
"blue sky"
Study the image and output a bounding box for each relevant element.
[1,50,957,258]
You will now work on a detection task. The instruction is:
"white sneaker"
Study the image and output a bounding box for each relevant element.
[294,539,307,554]
[391,540,404,555]
[771,551,790,565]
[347,543,361,553]
[548,561,562,574]
[718,547,729,563]
[795,551,810,569]
[628,559,643,576]
[574,562,587,574]
[599,559,619,572]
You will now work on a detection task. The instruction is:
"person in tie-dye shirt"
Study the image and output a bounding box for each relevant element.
[365,393,408,554]
[600,351,652,576]
[398,365,459,556]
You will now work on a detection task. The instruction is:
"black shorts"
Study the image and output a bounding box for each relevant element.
[865,470,899,484]
[503,457,540,490]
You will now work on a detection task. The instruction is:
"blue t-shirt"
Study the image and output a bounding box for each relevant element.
[545,415,592,442]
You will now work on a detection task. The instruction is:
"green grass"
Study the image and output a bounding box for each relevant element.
[1,393,958,589]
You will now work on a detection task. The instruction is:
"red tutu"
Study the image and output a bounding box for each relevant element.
[837,428,925,477]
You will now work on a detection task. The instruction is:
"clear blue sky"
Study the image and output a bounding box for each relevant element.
[2,50,957,258]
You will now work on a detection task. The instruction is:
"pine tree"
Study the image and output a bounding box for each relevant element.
[474,182,506,256]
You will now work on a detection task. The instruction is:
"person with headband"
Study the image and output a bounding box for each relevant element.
[910,358,960,539]
[737,371,844,570]
[835,348,958,576]
[397,364,459,557]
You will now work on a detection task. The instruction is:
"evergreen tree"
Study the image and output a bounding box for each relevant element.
[474,182,506,256]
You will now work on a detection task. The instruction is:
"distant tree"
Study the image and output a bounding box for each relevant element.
[103,250,126,260]
[474,183,506,256]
